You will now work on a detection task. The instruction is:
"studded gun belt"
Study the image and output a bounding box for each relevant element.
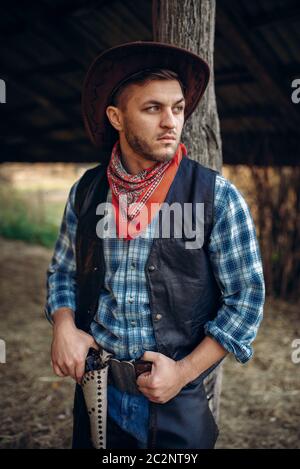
[81,348,152,449]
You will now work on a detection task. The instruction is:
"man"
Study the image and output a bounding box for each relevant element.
[45,42,265,449]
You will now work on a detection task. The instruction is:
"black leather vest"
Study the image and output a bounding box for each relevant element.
[72,156,222,449]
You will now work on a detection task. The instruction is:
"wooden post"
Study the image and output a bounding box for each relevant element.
[152,0,224,422]
[152,0,222,171]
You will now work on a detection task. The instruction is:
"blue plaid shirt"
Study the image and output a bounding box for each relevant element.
[45,170,265,364]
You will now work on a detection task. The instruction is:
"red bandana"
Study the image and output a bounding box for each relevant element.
[107,140,187,240]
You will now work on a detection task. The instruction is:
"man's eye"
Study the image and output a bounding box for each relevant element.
[146,106,159,111]
[173,106,184,112]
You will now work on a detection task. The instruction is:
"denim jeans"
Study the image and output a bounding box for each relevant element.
[107,383,150,449]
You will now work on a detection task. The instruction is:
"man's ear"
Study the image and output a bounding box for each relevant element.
[106,106,123,132]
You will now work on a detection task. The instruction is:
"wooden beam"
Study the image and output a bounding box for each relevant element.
[1,44,81,127]
[216,63,300,88]
[1,71,81,128]
[247,5,300,28]
[220,106,278,119]
[215,67,254,86]
[1,0,116,36]
[0,120,83,141]
[4,60,82,77]
[217,3,300,130]
[125,0,152,32]
[10,6,97,69]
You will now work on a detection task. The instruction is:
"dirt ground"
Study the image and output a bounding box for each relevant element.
[0,237,299,449]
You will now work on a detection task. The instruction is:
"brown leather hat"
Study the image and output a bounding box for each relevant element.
[82,41,210,160]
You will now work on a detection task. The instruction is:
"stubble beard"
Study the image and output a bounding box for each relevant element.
[124,124,179,163]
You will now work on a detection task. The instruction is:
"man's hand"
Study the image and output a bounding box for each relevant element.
[51,307,99,385]
[136,351,189,404]
[137,338,228,404]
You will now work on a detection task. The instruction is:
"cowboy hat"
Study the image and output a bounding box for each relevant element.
[82,41,210,160]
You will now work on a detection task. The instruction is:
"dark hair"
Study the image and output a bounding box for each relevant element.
[109,68,186,108]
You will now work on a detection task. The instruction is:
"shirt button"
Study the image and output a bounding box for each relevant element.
[131,262,136,269]
[154,313,162,321]
[131,321,136,326]
[148,265,155,271]
[128,296,134,303]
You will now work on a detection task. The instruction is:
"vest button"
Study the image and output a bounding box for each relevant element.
[148,265,155,272]
[93,266,98,271]
[154,313,162,321]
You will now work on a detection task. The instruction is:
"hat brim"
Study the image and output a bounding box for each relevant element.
[82,41,210,160]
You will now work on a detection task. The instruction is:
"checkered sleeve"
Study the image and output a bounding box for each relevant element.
[204,174,265,363]
[44,180,79,325]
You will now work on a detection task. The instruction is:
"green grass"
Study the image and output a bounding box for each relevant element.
[0,184,63,248]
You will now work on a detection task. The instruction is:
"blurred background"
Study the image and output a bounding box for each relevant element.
[0,0,299,448]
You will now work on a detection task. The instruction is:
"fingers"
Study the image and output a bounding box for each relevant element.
[51,357,76,380]
[141,351,160,362]
[53,363,68,378]
[52,355,87,383]
[50,334,99,383]
[136,371,151,387]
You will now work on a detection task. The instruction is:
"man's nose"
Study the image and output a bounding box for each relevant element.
[160,108,176,129]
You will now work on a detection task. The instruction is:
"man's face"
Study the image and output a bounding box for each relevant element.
[115,79,185,163]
